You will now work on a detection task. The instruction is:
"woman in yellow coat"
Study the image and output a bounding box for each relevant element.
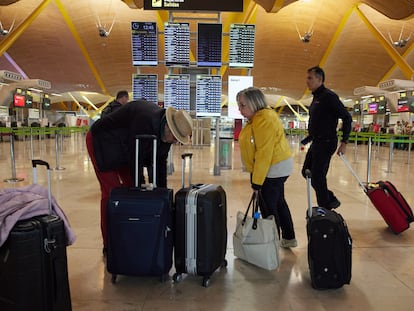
[237,87,297,248]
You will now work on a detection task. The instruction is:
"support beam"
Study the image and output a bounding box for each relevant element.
[300,4,355,100]
[0,0,52,56]
[355,5,414,79]
[381,42,414,81]
[54,0,109,95]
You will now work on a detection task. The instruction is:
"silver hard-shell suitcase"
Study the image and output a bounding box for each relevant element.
[173,153,227,287]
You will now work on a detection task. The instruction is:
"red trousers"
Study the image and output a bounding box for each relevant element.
[85,131,133,248]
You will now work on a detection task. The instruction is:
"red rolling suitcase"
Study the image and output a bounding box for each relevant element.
[340,154,414,234]
[0,160,72,311]
[173,153,227,287]
[106,135,173,283]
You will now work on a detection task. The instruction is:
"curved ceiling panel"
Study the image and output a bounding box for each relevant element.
[360,0,414,20]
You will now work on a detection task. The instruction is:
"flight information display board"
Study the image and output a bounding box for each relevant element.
[197,23,222,67]
[196,75,222,117]
[143,0,243,12]
[132,74,158,104]
[164,74,191,110]
[164,22,190,67]
[229,24,255,68]
[131,21,158,66]
[377,95,387,114]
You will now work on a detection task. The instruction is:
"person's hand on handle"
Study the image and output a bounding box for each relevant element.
[337,141,347,156]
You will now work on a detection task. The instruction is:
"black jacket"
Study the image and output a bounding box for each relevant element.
[307,85,352,143]
[91,100,171,187]
[101,100,122,117]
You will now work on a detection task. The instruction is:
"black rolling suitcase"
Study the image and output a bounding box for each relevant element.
[106,135,173,283]
[0,160,72,311]
[305,169,352,290]
[173,153,227,287]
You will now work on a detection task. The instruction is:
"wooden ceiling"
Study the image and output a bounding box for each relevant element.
[0,0,413,106]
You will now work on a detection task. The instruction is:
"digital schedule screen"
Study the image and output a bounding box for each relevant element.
[229,24,255,68]
[196,75,222,117]
[42,94,51,110]
[197,23,222,67]
[397,92,409,112]
[397,99,409,112]
[13,94,25,107]
[377,96,387,114]
[368,103,378,114]
[131,21,158,66]
[164,22,190,67]
[164,74,191,110]
[132,74,158,104]
[144,0,243,12]
[353,103,361,114]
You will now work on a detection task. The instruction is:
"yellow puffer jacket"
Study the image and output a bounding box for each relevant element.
[239,108,292,186]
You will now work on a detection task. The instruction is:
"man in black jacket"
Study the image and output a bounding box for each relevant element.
[301,66,352,210]
[86,100,193,250]
[101,90,129,117]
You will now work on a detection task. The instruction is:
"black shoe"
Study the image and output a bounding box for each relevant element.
[326,199,341,210]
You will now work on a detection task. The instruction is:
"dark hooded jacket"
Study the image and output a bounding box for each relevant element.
[90,100,171,187]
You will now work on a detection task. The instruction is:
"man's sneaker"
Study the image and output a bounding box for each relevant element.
[327,198,341,210]
[280,238,298,248]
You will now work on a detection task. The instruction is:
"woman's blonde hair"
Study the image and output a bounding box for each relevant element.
[236,87,268,113]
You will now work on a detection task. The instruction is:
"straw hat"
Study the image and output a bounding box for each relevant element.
[165,107,193,144]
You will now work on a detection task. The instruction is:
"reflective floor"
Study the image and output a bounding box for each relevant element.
[1,133,414,311]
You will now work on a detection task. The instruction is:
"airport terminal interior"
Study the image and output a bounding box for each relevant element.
[1,130,414,310]
[1,0,414,310]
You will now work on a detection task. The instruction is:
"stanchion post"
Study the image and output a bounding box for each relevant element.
[213,117,221,176]
[367,136,372,183]
[4,133,24,182]
[54,129,65,170]
[387,139,394,173]
[406,134,412,164]
[30,127,34,160]
[353,132,358,163]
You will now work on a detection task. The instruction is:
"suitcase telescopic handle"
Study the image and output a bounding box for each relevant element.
[305,169,313,218]
[339,153,367,193]
[31,159,52,214]
[135,134,157,189]
[181,153,193,188]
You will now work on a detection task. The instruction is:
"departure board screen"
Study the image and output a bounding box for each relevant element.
[197,23,222,67]
[229,24,255,68]
[377,96,387,114]
[164,74,191,110]
[144,0,243,12]
[131,21,158,66]
[196,75,222,117]
[132,74,158,104]
[164,22,190,67]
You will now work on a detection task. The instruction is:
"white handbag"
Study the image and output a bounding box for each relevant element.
[233,192,280,270]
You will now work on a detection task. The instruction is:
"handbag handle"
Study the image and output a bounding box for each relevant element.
[242,192,261,230]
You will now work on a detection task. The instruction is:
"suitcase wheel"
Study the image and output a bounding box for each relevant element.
[221,259,228,268]
[111,274,117,284]
[173,273,183,283]
[202,276,210,288]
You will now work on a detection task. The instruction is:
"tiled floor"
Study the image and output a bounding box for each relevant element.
[1,132,414,311]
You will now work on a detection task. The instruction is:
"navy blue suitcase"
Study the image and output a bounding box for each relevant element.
[0,160,72,311]
[173,153,227,287]
[106,135,173,283]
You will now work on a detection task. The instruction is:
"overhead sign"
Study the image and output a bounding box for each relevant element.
[144,0,243,12]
